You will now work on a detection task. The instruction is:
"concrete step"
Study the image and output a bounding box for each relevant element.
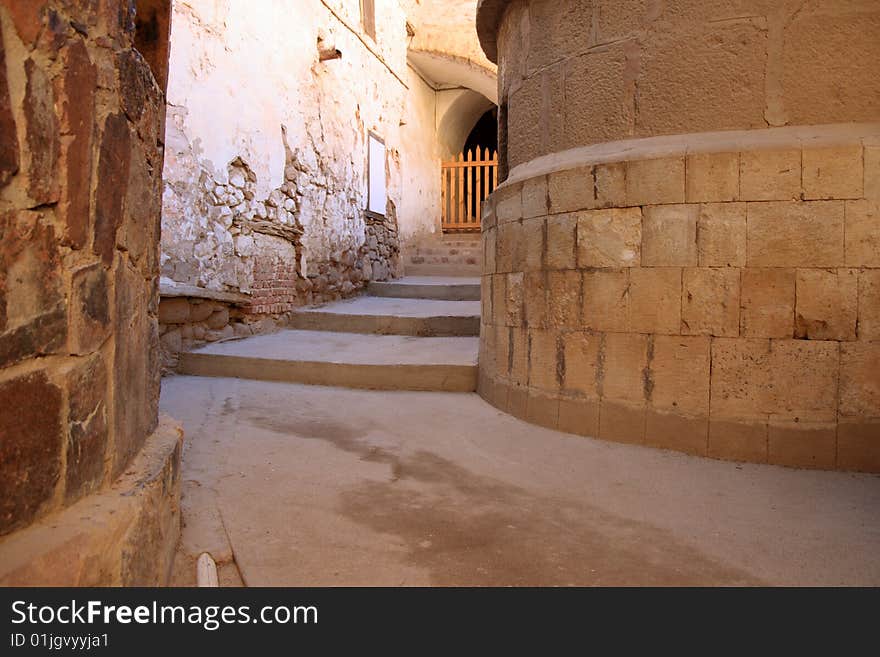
[404,263,482,277]
[178,330,478,392]
[287,296,481,336]
[368,276,481,301]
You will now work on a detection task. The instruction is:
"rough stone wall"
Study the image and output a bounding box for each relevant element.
[0,0,181,582]
[492,0,880,170]
[477,0,880,472]
[160,0,413,310]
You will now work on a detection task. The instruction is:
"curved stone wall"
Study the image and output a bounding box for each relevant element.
[476,0,880,472]
[482,0,880,170]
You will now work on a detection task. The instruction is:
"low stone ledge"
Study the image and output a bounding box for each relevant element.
[0,416,184,586]
[159,277,251,305]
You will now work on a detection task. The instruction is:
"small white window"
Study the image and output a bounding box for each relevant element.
[367,132,386,216]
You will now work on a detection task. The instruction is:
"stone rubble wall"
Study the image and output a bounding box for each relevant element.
[160,0,414,321]
[479,134,880,473]
[0,0,183,582]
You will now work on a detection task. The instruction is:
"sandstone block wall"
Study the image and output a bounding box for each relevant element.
[479,137,880,472]
[0,1,182,583]
[488,0,880,171]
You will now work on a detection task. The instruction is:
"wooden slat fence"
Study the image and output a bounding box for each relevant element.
[441,148,498,232]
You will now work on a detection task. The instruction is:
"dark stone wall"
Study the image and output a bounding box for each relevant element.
[0,1,169,535]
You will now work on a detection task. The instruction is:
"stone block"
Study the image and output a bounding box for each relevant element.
[740,268,795,338]
[858,269,880,341]
[484,228,497,273]
[739,149,801,201]
[839,343,880,417]
[564,45,635,148]
[645,411,708,456]
[508,384,529,420]
[577,207,641,268]
[710,338,772,420]
[65,355,108,503]
[602,332,649,403]
[0,371,63,535]
[523,271,547,328]
[582,269,629,332]
[521,217,544,272]
[641,204,698,267]
[546,213,577,270]
[747,201,844,267]
[526,389,560,430]
[795,268,858,341]
[506,272,524,327]
[708,419,768,464]
[627,267,681,334]
[495,184,523,224]
[681,267,740,337]
[492,274,507,325]
[595,161,626,208]
[626,157,685,206]
[93,112,131,265]
[496,221,519,273]
[558,398,600,437]
[599,401,646,445]
[844,200,880,267]
[0,30,18,188]
[528,329,560,392]
[188,300,216,323]
[697,202,746,267]
[494,324,510,379]
[546,270,580,329]
[837,421,880,473]
[510,327,529,386]
[769,340,839,422]
[522,176,548,218]
[686,152,739,202]
[802,145,863,200]
[562,332,601,398]
[650,335,711,415]
[768,421,837,470]
[23,58,59,205]
[158,297,190,325]
[866,144,880,201]
[549,166,594,213]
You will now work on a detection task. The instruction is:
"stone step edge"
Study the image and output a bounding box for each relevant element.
[367,281,480,301]
[288,312,480,337]
[179,353,478,392]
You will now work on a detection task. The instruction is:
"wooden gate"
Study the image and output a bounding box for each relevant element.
[441,148,498,232]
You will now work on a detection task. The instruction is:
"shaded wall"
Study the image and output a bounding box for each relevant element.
[0,0,181,583]
[477,0,880,472]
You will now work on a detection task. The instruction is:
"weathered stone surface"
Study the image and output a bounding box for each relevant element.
[681,267,740,337]
[844,200,880,267]
[858,269,880,342]
[545,214,576,270]
[576,208,641,268]
[747,201,844,268]
[626,157,685,206]
[710,338,772,420]
[641,204,698,267]
[582,269,628,332]
[0,211,66,367]
[23,58,59,204]
[562,331,601,398]
[686,152,739,203]
[628,267,681,334]
[740,268,795,338]
[769,340,839,422]
[795,268,858,341]
[603,333,649,404]
[697,203,746,267]
[802,145,863,200]
[93,112,132,265]
[0,371,63,535]
[69,263,111,355]
[56,39,96,249]
[158,298,190,324]
[839,343,880,418]
[740,150,801,201]
[65,355,108,503]
[206,307,230,330]
[651,335,710,415]
[0,28,19,187]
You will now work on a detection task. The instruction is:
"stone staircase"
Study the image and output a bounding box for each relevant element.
[177,276,481,392]
[402,234,482,277]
